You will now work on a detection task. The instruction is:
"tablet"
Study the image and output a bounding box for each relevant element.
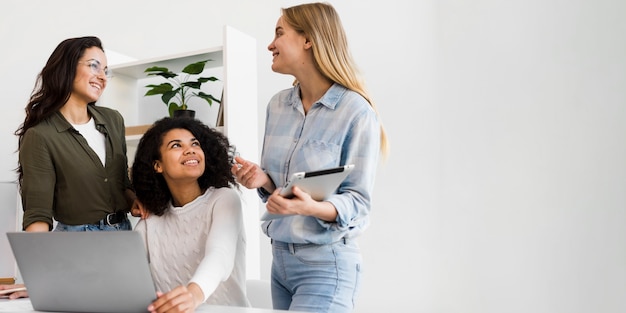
[279,164,355,199]
[261,164,355,220]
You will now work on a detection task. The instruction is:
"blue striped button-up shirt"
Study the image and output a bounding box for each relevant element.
[259,83,380,244]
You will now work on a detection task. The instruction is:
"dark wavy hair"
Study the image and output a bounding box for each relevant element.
[131,117,238,216]
[15,36,105,181]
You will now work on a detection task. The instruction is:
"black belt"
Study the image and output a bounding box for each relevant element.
[102,211,128,226]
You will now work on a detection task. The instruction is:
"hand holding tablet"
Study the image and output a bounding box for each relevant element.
[279,164,355,200]
[261,164,355,220]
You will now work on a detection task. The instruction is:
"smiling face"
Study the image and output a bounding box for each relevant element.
[154,128,205,184]
[267,16,310,75]
[71,46,108,104]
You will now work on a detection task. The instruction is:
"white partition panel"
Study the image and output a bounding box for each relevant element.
[223,26,261,279]
[0,181,20,281]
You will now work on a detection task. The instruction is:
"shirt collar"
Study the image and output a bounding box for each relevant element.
[50,105,107,133]
[288,83,349,110]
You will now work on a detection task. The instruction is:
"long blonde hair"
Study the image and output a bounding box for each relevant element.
[282,2,389,158]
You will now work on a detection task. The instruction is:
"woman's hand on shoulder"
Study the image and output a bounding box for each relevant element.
[130,199,150,219]
[148,283,204,313]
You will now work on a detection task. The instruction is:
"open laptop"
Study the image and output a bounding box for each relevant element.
[6,231,157,313]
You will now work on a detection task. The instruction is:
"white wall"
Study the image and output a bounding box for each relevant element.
[1,0,625,312]
[432,1,626,312]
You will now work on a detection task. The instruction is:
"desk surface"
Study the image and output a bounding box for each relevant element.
[0,298,295,313]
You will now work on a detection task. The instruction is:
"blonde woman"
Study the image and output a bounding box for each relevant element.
[232,2,387,312]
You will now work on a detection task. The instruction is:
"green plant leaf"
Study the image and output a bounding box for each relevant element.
[195,91,222,105]
[145,66,169,73]
[151,72,178,79]
[181,81,202,89]
[168,103,184,117]
[145,59,219,113]
[197,76,219,83]
[145,66,178,79]
[161,90,178,105]
[144,83,174,96]
[182,60,211,75]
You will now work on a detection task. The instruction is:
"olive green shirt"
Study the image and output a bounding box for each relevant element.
[20,105,133,229]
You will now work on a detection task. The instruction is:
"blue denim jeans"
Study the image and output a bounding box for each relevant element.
[271,238,363,313]
[54,218,132,231]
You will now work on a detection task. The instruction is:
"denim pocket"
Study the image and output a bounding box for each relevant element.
[293,244,335,266]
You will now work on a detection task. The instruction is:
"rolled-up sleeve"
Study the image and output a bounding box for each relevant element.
[20,129,56,230]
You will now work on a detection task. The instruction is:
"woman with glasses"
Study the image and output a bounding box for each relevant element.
[14,36,138,233]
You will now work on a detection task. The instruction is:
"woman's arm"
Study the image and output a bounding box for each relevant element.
[189,189,243,300]
[20,130,56,230]
[147,284,203,313]
[25,222,50,232]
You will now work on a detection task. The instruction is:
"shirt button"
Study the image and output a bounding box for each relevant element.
[104,178,108,182]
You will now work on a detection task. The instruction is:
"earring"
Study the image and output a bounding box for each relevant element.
[153,162,161,173]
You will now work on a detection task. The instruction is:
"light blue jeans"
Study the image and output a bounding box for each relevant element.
[54,219,131,231]
[271,238,363,313]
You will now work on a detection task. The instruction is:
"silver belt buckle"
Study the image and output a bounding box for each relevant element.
[105,212,116,226]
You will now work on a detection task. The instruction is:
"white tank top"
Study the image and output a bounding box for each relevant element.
[72,118,106,166]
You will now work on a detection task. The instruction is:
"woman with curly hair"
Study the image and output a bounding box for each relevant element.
[131,117,249,312]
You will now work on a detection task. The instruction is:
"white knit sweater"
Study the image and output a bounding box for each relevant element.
[135,187,249,307]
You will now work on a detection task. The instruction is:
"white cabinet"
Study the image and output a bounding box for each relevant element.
[0,181,20,282]
[98,26,261,279]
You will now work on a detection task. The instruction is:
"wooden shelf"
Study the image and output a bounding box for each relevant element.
[125,124,152,136]
[0,277,15,285]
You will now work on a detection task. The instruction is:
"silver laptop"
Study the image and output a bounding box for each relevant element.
[7,231,157,313]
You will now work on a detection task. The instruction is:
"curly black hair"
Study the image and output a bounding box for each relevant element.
[131,117,238,216]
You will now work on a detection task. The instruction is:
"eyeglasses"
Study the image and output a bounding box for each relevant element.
[78,59,111,78]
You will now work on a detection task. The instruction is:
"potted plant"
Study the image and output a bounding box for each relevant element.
[144,59,221,118]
